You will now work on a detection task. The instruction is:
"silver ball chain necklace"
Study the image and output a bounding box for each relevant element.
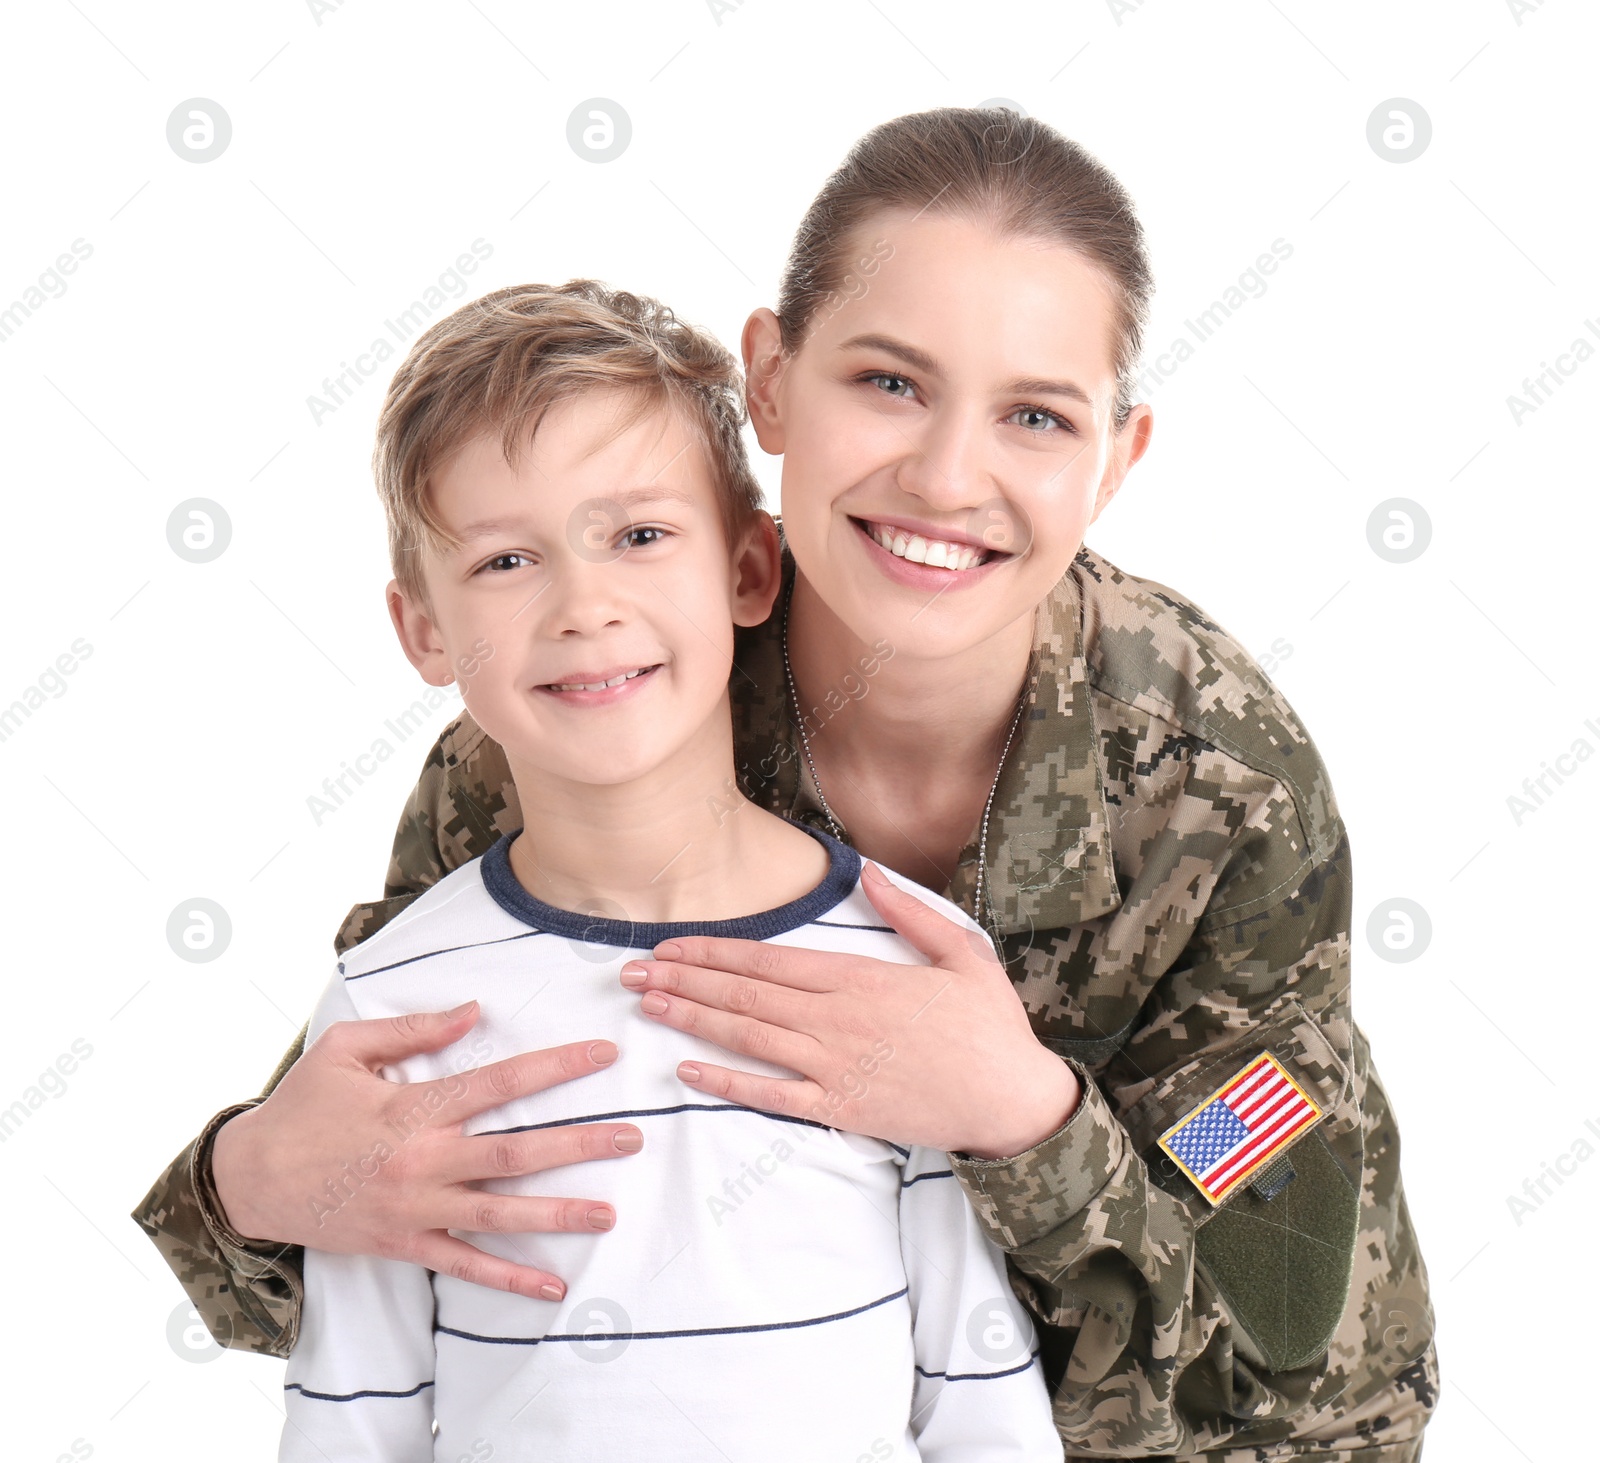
[779,572,1030,927]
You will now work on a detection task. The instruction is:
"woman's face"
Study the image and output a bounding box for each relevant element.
[745,211,1152,663]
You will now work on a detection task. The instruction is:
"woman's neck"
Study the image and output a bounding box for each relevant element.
[783,569,1036,886]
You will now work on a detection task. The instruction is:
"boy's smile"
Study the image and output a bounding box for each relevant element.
[537,661,662,703]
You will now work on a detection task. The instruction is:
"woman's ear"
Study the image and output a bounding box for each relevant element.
[741,308,788,455]
[729,511,784,628]
[1090,402,1154,526]
[387,578,456,686]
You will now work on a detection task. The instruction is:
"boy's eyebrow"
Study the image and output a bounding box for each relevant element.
[609,485,698,510]
[837,333,1094,407]
[452,487,698,542]
[453,516,530,542]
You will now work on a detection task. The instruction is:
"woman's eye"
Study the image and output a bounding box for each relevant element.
[868,373,917,400]
[623,526,667,549]
[1009,405,1071,434]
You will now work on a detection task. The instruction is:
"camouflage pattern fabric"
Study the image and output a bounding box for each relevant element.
[130,543,1437,1456]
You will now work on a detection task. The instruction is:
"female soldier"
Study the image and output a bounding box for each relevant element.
[135,108,1436,1460]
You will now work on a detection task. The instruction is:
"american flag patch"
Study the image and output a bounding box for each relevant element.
[1157,1051,1323,1206]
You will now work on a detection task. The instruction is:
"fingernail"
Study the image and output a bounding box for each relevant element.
[587,1207,615,1231]
[446,1000,478,1018]
[618,963,647,989]
[679,1062,702,1083]
[640,992,668,1016]
[612,1129,643,1153]
[655,941,682,959]
[861,862,889,887]
[587,1040,618,1065]
[538,1283,563,1301]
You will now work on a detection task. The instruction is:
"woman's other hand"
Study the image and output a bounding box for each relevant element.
[209,1004,641,1300]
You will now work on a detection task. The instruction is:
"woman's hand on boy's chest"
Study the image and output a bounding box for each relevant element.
[617,864,1080,1159]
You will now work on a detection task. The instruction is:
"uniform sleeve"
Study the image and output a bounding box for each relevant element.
[949,828,1370,1454]
[129,1037,308,1357]
[129,716,503,1357]
[898,1147,1063,1461]
[280,973,436,1462]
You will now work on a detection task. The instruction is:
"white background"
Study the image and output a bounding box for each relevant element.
[1,2,1595,1459]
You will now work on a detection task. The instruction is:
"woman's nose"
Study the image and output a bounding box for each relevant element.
[894,407,993,509]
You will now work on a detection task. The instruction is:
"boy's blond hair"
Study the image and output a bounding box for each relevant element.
[374,280,764,600]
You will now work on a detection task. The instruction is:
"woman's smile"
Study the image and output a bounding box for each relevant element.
[848,512,1014,593]
[854,513,994,570]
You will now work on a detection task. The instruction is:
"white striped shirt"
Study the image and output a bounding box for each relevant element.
[281,825,1062,1462]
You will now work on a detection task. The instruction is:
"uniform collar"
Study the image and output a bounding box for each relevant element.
[732,540,1123,935]
[971,555,1124,935]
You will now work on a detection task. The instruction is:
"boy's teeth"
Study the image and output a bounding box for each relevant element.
[866,521,987,570]
[552,667,650,692]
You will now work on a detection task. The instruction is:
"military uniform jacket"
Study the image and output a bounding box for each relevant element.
[133,545,1438,1460]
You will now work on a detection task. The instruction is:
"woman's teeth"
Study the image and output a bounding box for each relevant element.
[864,521,989,570]
[549,667,652,692]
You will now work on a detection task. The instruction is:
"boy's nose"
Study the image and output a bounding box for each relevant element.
[543,558,632,638]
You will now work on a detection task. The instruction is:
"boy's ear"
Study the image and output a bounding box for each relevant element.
[1090,402,1154,527]
[741,308,788,456]
[730,511,783,628]
[387,578,455,686]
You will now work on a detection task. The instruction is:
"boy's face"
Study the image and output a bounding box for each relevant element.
[391,390,776,791]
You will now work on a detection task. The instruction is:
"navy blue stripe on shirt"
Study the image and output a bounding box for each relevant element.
[810,919,896,933]
[916,1352,1041,1383]
[437,1287,909,1348]
[285,1380,434,1403]
[900,1169,955,1187]
[342,929,552,982]
[477,1101,835,1138]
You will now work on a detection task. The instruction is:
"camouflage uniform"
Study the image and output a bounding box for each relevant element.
[132,544,1438,1458]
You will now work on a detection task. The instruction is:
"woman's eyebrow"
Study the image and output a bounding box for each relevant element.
[837,333,942,377]
[1005,375,1094,407]
[839,333,1093,407]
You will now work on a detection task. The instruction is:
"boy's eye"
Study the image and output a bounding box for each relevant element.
[1008,404,1072,434]
[623,526,668,549]
[866,372,917,401]
[482,552,533,573]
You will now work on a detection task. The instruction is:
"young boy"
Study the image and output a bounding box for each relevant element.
[279,281,1062,1461]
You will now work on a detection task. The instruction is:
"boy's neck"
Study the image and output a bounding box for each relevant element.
[501,705,827,925]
